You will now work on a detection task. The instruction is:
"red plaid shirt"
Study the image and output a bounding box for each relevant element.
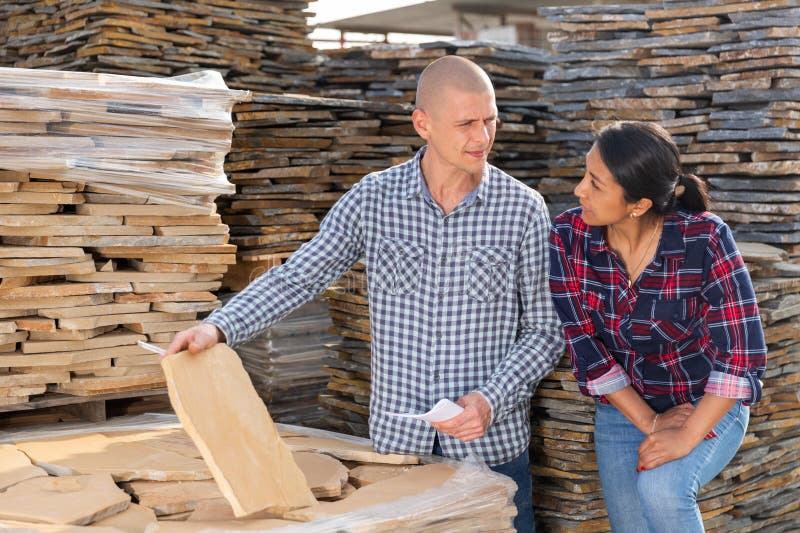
[549,208,766,412]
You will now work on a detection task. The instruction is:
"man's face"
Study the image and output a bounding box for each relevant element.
[413,86,498,179]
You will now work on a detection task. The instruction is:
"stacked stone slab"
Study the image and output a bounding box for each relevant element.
[0,67,245,405]
[0,0,316,93]
[219,94,415,290]
[532,2,800,531]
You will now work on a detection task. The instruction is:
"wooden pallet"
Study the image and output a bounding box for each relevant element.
[0,388,167,422]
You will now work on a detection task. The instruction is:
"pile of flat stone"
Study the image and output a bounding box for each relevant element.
[0,67,245,405]
[235,299,338,425]
[219,93,415,291]
[0,0,316,93]
[0,415,517,531]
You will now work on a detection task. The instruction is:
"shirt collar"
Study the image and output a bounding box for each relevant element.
[588,211,687,260]
[405,145,489,205]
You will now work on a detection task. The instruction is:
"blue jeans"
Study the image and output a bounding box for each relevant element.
[433,437,534,533]
[594,400,748,533]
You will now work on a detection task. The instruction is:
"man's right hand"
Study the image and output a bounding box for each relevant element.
[164,323,225,358]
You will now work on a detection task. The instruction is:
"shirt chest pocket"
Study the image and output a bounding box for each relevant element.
[582,290,606,336]
[467,246,513,302]
[373,238,425,295]
[631,297,700,346]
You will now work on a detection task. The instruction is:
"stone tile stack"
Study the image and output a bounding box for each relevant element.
[0,0,316,93]
[0,67,245,406]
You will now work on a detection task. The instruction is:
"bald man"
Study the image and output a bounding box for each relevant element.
[167,56,563,533]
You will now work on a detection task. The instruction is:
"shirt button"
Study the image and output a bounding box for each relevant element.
[440,257,447,266]
[438,291,445,300]
[433,371,440,382]
[436,332,443,339]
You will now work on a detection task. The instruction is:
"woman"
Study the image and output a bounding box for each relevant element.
[548,121,766,533]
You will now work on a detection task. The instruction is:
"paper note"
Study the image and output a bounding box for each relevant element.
[388,398,464,423]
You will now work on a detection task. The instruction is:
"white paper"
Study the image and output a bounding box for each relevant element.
[388,398,464,423]
[137,340,166,356]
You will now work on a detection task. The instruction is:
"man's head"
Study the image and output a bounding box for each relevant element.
[412,56,497,180]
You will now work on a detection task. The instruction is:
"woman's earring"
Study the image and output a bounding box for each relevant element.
[630,212,637,218]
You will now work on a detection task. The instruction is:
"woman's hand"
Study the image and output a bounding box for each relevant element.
[637,428,696,471]
[651,402,694,433]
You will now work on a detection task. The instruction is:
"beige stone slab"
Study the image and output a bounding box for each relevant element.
[29,325,117,341]
[0,281,132,300]
[347,464,416,488]
[131,282,222,293]
[0,344,149,368]
[0,444,48,491]
[76,204,213,216]
[53,374,165,396]
[0,294,114,310]
[0,521,126,532]
[0,474,129,525]
[0,322,16,334]
[15,434,211,482]
[59,312,195,331]
[161,345,316,517]
[151,519,300,531]
[124,320,198,334]
[91,503,157,533]
[284,463,457,521]
[21,331,146,354]
[13,317,54,332]
[0,370,69,387]
[122,480,222,516]
[0,396,28,406]
[68,272,197,283]
[101,429,202,460]
[39,303,150,320]
[91,365,162,377]
[0,385,45,397]
[151,301,220,313]
[185,498,278,521]
[293,452,348,498]
[14,360,111,373]
[282,435,419,465]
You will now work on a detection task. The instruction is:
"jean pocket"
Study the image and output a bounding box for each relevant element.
[372,238,425,295]
[467,246,511,302]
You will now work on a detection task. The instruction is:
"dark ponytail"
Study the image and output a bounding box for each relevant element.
[595,121,710,215]
[674,173,709,212]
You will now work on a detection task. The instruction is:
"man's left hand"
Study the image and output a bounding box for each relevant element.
[430,392,491,442]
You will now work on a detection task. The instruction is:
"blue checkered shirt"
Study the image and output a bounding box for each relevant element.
[206,147,564,465]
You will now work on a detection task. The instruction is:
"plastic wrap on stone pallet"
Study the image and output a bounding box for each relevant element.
[0,67,251,208]
[0,413,518,532]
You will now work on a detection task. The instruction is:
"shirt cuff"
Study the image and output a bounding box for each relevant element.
[473,390,494,427]
[203,313,236,347]
[704,370,756,403]
[586,364,630,396]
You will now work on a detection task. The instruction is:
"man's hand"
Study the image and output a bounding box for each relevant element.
[164,323,225,358]
[430,392,491,443]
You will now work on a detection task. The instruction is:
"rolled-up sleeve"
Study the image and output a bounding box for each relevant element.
[548,218,630,398]
[701,223,766,405]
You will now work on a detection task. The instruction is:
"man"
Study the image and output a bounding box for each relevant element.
[166,56,564,533]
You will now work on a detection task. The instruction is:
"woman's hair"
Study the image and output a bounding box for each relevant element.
[594,121,709,214]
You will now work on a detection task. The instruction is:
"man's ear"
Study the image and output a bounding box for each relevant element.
[412,108,430,140]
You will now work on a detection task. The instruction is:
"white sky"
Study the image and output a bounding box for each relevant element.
[306,0,450,49]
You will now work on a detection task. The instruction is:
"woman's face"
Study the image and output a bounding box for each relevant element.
[574,144,633,227]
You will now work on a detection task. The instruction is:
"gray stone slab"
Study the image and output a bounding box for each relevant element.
[544,65,644,81]
[708,178,800,192]
[553,31,737,53]
[732,232,800,244]
[538,5,651,17]
[553,49,650,63]
[712,191,800,202]
[719,18,800,31]
[697,128,789,142]
[729,8,800,22]
[708,38,800,53]
[713,89,800,105]
[711,118,774,129]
